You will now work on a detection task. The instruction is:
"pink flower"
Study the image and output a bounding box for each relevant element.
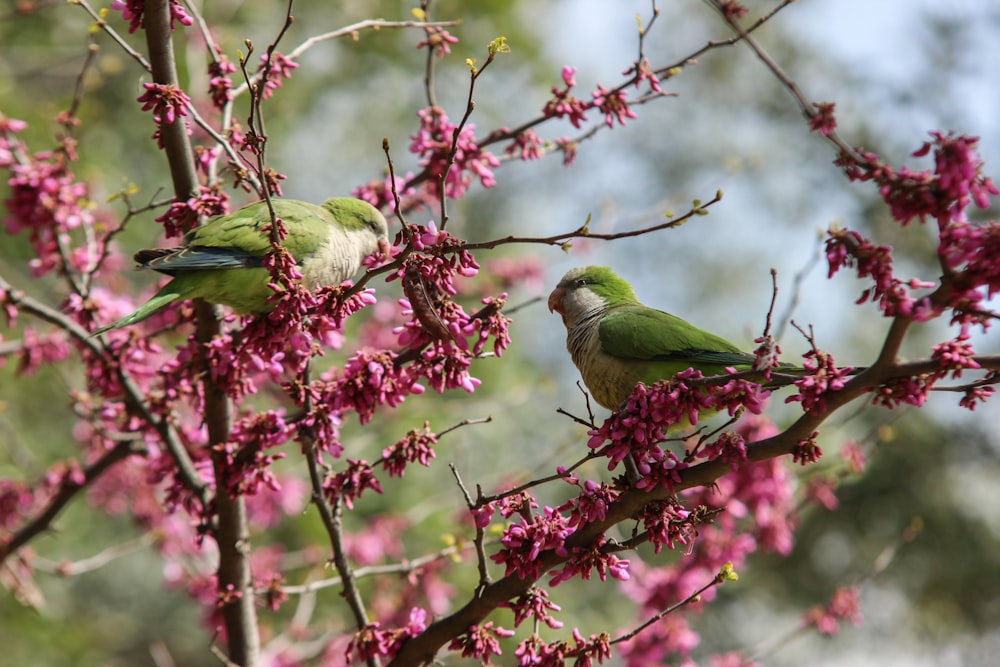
[561,66,577,87]
[931,328,980,378]
[809,101,837,136]
[623,57,663,94]
[346,609,427,663]
[804,587,863,635]
[840,440,867,474]
[792,432,823,465]
[137,82,191,125]
[717,0,750,20]
[380,422,438,477]
[499,587,564,629]
[155,188,230,237]
[543,67,590,128]
[447,622,514,661]
[548,537,631,585]
[409,107,500,199]
[804,476,839,511]
[786,349,852,414]
[111,0,191,34]
[592,84,637,127]
[491,506,572,580]
[208,57,236,109]
[324,459,383,510]
[504,129,545,161]
[416,27,459,57]
[258,52,298,100]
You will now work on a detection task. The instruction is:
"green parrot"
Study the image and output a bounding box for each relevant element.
[548,265,772,410]
[94,197,390,334]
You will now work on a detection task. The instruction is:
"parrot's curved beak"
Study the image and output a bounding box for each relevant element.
[547,287,564,314]
[377,238,391,260]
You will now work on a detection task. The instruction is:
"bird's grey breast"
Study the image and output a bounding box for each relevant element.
[300,228,359,289]
[566,309,643,409]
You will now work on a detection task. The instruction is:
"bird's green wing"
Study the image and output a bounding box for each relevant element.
[188,200,329,255]
[143,200,331,274]
[598,305,755,368]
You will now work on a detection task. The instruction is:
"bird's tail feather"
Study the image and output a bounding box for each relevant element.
[92,291,182,336]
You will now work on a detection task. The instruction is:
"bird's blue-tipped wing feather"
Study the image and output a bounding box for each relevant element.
[598,306,755,366]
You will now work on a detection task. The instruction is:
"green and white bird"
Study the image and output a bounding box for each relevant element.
[94,197,390,334]
[548,265,767,410]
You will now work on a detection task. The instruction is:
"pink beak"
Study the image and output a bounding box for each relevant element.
[547,287,564,314]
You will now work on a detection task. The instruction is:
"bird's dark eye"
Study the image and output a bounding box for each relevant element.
[574,278,588,287]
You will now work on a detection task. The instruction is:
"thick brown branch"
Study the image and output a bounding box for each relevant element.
[143,1,258,664]
[388,345,1000,664]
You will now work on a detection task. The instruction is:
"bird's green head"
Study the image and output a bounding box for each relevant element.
[321,197,391,256]
[548,265,639,325]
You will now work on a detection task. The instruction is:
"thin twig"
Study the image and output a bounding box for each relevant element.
[229,18,460,100]
[449,463,492,593]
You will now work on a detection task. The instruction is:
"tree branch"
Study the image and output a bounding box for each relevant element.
[0,441,135,562]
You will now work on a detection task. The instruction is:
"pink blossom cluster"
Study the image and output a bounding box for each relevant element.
[491,505,573,580]
[471,490,538,530]
[416,27,459,58]
[513,628,612,667]
[111,0,192,34]
[547,536,631,586]
[544,67,590,128]
[2,117,98,279]
[560,477,620,528]
[622,57,663,96]
[803,587,862,636]
[324,458,383,509]
[410,107,501,199]
[0,465,82,532]
[938,218,1000,310]
[543,66,641,130]
[315,349,425,426]
[154,186,231,237]
[504,128,545,161]
[257,52,299,101]
[386,225,512,395]
[825,227,938,319]
[213,410,292,496]
[809,101,838,136]
[717,0,750,21]
[619,420,796,665]
[586,370,771,489]
[709,652,760,667]
[448,621,516,662]
[592,84,638,128]
[380,421,438,477]
[346,607,429,663]
[786,349,853,414]
[499,586,564,630]
[137,82,193,148]
[352,170,420,212]
[8,327,72,375]
[207,57,237,109]
[792,432,823,465]
[838,133,996,226]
